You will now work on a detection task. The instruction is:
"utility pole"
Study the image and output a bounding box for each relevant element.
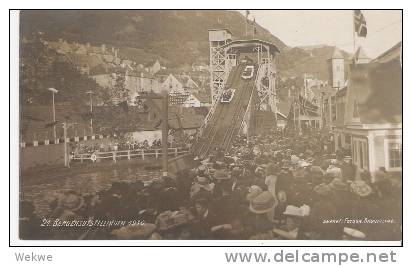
[162,91,169,177]
[293,95,296,131]
[63,122,67,167]
[47,88,58,140]
[298,96,302,134]
[320,92,325,129]
[329,95,332,130]
[86,91,94,136]
[304,73,307,98]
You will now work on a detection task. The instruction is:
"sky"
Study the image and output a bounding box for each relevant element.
[246,10,402,58]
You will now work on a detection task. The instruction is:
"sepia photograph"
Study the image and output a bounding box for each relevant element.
[15,10,402,242]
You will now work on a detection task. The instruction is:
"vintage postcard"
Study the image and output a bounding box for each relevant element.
[16,10,402,243]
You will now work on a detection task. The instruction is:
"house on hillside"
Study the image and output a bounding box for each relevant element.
[161,73,200,93]
[169,91,190,106]
[333,42,402,179]
[179,75,200,92]
[126,68,161,102]
[162,74,185,93]
[182,92,211,107]
[90,65,160,105]
[144,59,161,74]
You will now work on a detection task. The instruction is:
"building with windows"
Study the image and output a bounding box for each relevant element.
[335,43,402,179]
[327,48,346,90]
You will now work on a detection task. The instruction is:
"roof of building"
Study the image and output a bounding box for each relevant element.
[310,83,337,98]
[372,41,402,64]
[144,59,159,67]
[222,39,281,54]
[276,98,293,118]
[208,28,233,35]
[168,107,205,130]
[64,54,105,68]
[192,106,210,117]
[352,46,370,61]
[192,92,212,103]
[344,58,402,125]
[330,47,344,59]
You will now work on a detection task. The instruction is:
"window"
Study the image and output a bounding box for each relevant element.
[353,138,368,170]
[385,139,402,171]
[388,143,402,168]
[262,58,269,64]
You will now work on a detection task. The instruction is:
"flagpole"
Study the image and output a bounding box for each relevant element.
[353,10,356,55]
[252,18,255,39]
[245,12,248,38]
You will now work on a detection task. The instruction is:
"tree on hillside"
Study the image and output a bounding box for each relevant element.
[112,70,130,105]
[19,35,54,105]
[20,37,105,110]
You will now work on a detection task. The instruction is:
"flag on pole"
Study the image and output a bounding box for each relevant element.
[354,10,367,37]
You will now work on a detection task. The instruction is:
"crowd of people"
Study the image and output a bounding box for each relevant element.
[72,139,164,155]
[20,129,401,240]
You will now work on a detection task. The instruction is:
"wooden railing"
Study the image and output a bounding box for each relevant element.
[71,147,189,163]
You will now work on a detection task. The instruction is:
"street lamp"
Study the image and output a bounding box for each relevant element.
[85,90,94,136]
[47,88,58,140]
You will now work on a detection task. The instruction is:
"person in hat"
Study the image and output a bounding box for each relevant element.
[309,183,341,240]
[155,208,195,239]
[342,227,366,240]
[245,191,278,239]
[271,205,309,240]
[49,190,85,220]
[19,200,49,240]
[327,176,353,223]
[212,169,242,225]
[309,166,324,187]
[350,179,383,240]
[190,176,215,199]
[246,185,263,203]
[191,191,220,239]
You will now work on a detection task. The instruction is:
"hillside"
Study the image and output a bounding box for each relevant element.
[278,46,351,80]
[20,10,350,83]
[20,10,287,67]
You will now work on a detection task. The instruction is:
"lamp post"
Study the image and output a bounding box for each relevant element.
[47,88,58,140]
[85,91,94,136]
